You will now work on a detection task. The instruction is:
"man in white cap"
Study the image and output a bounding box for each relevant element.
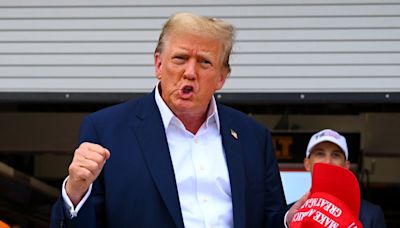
[294,129,386,228]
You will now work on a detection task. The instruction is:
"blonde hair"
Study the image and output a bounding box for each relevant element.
[155,12,235,73]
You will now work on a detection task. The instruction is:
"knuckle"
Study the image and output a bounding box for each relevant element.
[92,162,100,171]
[78,169,90,180]
[68,163,78,173]
[81,142,91,147]
[74,148,85,156]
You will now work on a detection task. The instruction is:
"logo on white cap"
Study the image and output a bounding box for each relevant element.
[306,129,348,160]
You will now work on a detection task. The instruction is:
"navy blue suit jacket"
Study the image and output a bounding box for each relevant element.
[51,91,287,228]
[359,199,387,228]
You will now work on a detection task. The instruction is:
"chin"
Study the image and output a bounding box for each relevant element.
[174,101,194,110]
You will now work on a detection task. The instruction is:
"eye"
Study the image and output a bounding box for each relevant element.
[314,151,325,157]
[199,59,212,68]
[172,55,185,64]
[332,152,343,158]
[201,59,211,64]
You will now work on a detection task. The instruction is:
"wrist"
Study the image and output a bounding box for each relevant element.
[65,179,87,206]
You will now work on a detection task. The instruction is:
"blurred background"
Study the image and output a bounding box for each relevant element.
[1,0,399,227]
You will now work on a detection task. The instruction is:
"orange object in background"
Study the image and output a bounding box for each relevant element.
[0,220,11,228]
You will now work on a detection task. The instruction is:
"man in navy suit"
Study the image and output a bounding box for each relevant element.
[51,13,301,227]
[288,129,387,228]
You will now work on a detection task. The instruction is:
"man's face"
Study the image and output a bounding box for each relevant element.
[304,141,350,173]
[154,32,228,118]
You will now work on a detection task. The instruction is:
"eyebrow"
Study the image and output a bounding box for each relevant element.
[174,47,214,59]
[332,150,345,155]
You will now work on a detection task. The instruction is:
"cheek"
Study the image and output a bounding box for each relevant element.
[304,161,312,171]
[163,66,184,82]
[207,75,225,90]
[312,158,324,164]
[335,159,347,167]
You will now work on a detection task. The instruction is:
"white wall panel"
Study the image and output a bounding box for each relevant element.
[2,5,400,18]
[1,78,157,92]
[3,17,400,30]
[2,41,400,53]
[2,53,400,65]
[224,77,400,92]
[1,0,400,94]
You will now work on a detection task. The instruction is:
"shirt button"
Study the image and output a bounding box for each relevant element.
[202,198,208,203]
[194,138,198,143]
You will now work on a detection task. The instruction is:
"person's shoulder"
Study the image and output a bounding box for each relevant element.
[217,103,270,135]
[360,199,384,213]
[87,93,152,123]
[218,103,245,117]
[218,103,263,126]
[360,199,386,227]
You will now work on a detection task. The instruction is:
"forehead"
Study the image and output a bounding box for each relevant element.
[166,32,222,51]
[311,141,343,153]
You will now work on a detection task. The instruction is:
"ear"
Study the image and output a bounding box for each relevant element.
[344,160,351,169]
[215,68,229,90]
[304,158,312,171]
[154,52,162,80]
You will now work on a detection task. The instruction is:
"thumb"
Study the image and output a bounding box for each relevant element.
[287,191,310,224]
[293,191,310,210]
[104,148,111,160]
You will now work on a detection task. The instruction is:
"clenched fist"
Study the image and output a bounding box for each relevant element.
[66,142,110,206]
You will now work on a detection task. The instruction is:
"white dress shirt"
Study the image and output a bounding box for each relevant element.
[63,85,233,228]
[155,86,233,228]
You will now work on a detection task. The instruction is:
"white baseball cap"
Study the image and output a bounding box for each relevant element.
[306,129,348,160]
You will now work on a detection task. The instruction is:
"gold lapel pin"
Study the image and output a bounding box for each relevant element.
[230,129,238,140]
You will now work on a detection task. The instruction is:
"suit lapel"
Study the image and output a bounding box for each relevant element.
[130,93,184,228]
[128,94,247,228]
[219,105,246,228]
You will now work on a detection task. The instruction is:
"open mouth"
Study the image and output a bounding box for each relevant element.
[179,85,194,98]
[182,85,193,94]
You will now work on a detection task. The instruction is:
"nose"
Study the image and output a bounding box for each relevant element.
[183,59,196,80]
[323,156,334,165]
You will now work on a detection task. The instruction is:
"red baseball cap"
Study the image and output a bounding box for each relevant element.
[290,163,363,228]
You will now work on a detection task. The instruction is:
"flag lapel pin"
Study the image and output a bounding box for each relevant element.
[230,129,238,140]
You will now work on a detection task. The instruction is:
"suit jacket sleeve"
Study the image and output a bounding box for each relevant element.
[371,206,387,228]
[359,199,387,228]
[263,129,287,228]
[50,115,106,228]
